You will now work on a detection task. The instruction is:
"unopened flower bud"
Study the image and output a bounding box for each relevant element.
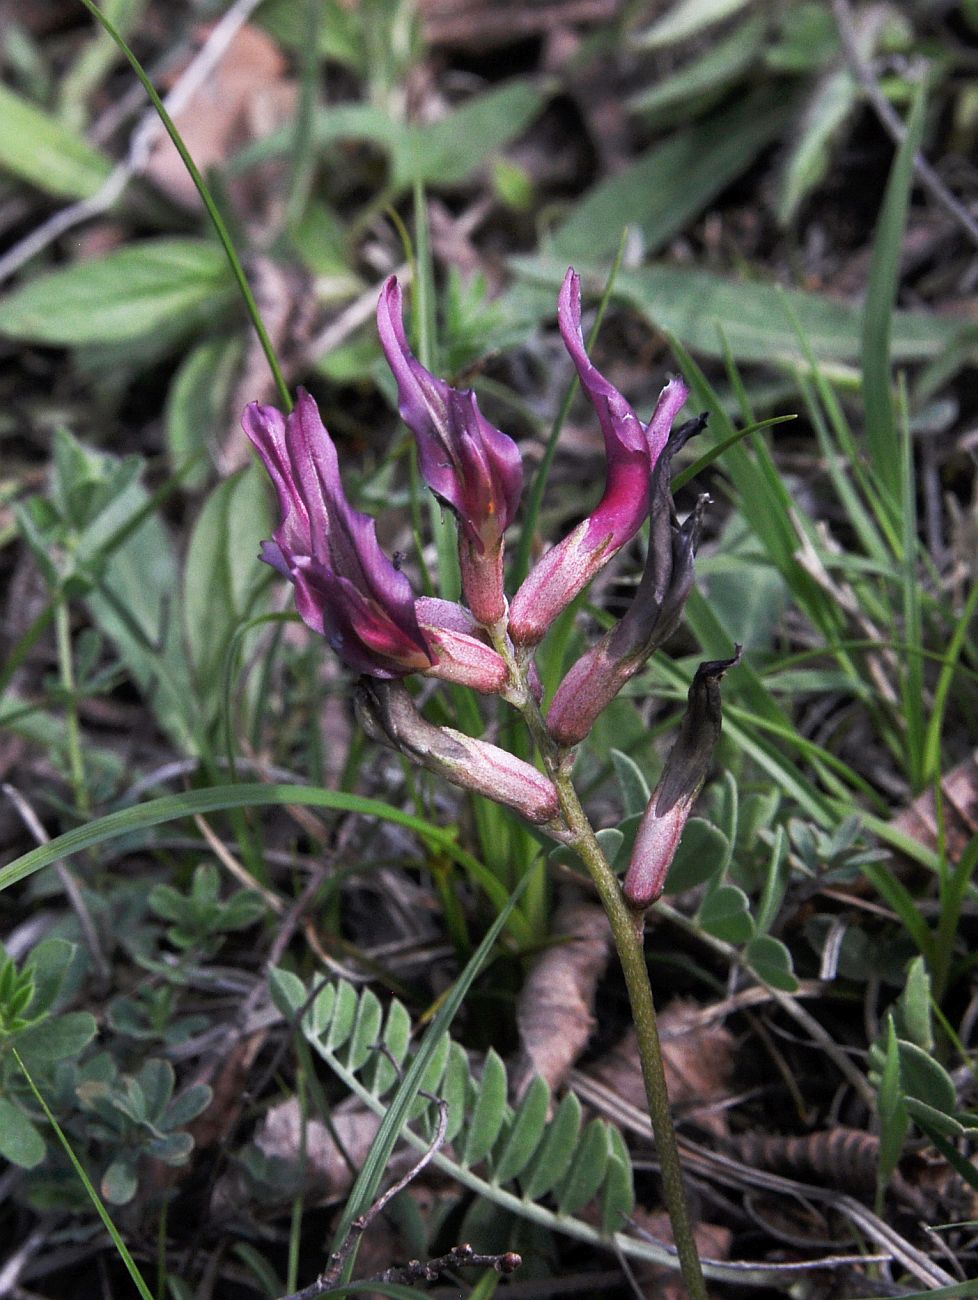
[355,681,562,826]
[622,651,740,911]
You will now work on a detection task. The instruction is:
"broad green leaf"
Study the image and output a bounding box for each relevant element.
[102,1155,139,1205]
[633,0,754,49]
[0,239,235,345]
[308,983,338,1038]
[0,1098,46,1168]
[628,15,765,123]
[0,82,112,198]
[512,258,963,368]
[611,749,651,818]
[698,884,755,943]
[393,82,546,189]
[556,1118,610,1217]
[897,956,934,1052]
[441,1041,472,1145]
[744,935,798,992]
[409,1031,451,1123]
[24,938,76,1018]
[904,1098,968,1139]
[442,1040,473,1144]
[897,1039,956,1115]
[235,83,547,194]
[492,1074,550,1185]
[552,88,789,262]
[324,981,358,1053]
[601,1125,635,1233]
[163,1083,212,1129]
[664,818,729,894]
[777,68,857,226]
[600,1151,634,1235]
[14,1011,98,1063]
[462,1048,508,1167]
[370,998,412,1095]
[522,1091,581,1200]
[165,334,244,488]
[346,989,383,1072]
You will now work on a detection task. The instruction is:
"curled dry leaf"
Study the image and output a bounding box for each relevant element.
[631,1208,731,1300]
[513,893,612,1097]
[254,1093,412,1202]
[890,745,978,860]
[590,999,734,1139]
[146,24,296,210]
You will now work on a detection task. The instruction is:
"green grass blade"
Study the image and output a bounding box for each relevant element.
[0,782,530,944]
[922,578,978,785]
[861,87,926,507]
[77,0,291,410]
[13,1049,156,1300]
[330,871,532,1279]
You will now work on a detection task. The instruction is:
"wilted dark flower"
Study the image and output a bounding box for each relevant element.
[546,414,709,748]
[622,652,740,911]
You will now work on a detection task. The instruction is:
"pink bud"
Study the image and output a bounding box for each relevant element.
[508,270,690,646]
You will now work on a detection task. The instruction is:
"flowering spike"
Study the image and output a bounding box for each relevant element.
[547,415,709,747]
[355,680,562,826]
[622,652,740,911]
[508,269,690,646]
[377,277,523,627]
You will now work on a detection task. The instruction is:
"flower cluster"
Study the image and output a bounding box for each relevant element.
[244,268,733,908]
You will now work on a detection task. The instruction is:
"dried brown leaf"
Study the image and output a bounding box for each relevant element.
[513,893,612,1096]
[631,1207,731,1300]
[890,746,978,860]
[255,1094,409,1202]
[590,1000,734,1139]
[145,24,296,209]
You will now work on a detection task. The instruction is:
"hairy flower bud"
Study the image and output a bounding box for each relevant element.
[355,680,562,826]
[622,652,740,911]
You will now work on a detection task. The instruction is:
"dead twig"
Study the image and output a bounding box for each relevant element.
[278,1093,461,1300]
[831,0,978,252]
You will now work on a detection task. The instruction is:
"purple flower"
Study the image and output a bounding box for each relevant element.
[623,653,739,911]
[377,277,523,628]
[244,389,508,692]
[546,417,709,748]
[508,268,689,646]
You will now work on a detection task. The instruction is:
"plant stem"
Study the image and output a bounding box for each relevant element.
[517,693,707,1298]
[55,600,90,818]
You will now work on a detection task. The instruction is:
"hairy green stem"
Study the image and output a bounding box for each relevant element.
[516,690,706,1298]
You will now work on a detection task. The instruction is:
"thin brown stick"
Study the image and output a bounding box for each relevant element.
[831,0,978,251]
